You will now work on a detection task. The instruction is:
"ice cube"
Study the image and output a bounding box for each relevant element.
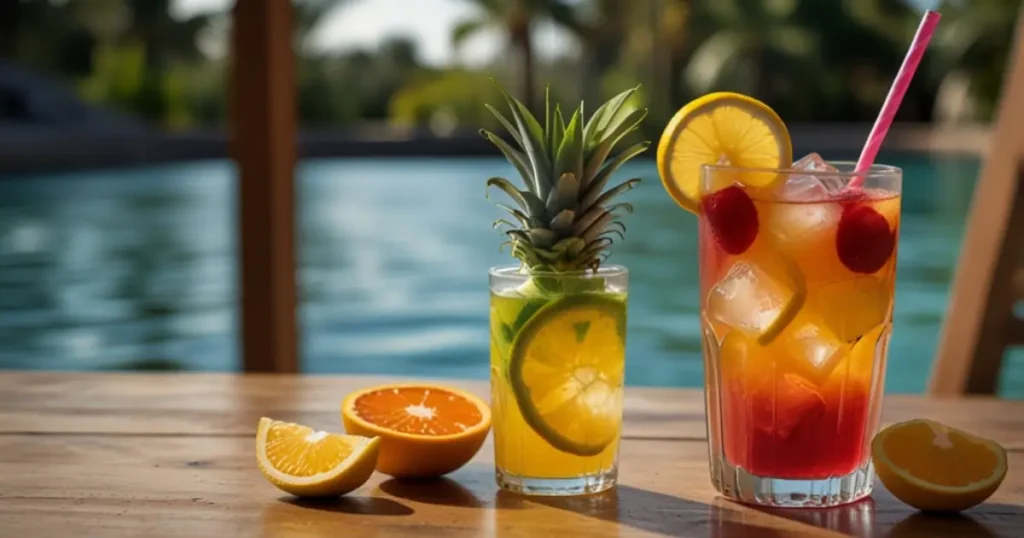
[708,261,797,339]
[780,320,847,380]
[778,175,836,202]
[766,199,842,245]
[780,153,847,201]
[792,152,838,173]
[778,175,830,202]
[767,154,845,245]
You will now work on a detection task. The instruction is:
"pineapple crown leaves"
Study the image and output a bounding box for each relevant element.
[482,81,649,273]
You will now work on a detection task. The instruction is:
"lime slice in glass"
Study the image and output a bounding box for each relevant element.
[508,294,627,456]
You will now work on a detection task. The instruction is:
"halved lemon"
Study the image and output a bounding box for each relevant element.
[508,294,627,456]
[256,417,380,497]
[657,92,793,213]
[341,384,491,478]
[872,419,1008,512]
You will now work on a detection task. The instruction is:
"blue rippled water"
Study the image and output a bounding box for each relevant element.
[1,154,1021,395]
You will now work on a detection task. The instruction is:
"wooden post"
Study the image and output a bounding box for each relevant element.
[229,0,299,373]
[930,10,1024,394]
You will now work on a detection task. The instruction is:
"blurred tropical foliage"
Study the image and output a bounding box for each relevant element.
[0,0,1020,134]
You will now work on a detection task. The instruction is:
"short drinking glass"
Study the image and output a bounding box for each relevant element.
[489,265,629,496]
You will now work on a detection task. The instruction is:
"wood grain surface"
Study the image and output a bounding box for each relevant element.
[1,372,1022,537]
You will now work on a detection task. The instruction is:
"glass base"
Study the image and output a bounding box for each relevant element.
[496,467,617,496]
[711,459,874,508]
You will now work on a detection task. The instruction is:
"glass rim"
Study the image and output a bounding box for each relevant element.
[488,264,628,279]
[701,160,902,179]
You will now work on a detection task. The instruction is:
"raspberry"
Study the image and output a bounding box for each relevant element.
[700,186,758,255]
[836,204,895,274]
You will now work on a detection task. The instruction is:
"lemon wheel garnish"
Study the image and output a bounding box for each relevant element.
[256,417,380,497]
[657,92,793,213]
[508,294,626,456]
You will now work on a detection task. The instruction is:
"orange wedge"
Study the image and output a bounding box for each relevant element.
[256,417,380,497]
[341,384,491,478]
[872,419,1008,512]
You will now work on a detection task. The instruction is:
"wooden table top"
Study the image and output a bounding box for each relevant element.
[1,372,1023,537]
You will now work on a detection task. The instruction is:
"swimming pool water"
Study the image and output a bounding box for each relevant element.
[2,155,1022,396]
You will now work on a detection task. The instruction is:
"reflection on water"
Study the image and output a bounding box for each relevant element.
[0,163,235,371]
[0,154,1015,395]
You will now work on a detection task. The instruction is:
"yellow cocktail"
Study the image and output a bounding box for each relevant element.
[489,266,628,495]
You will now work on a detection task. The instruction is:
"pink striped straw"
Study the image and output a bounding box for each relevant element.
[850,10,942,188]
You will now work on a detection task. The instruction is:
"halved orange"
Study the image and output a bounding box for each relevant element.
[341,384,491,478]
[872,419,1008,512]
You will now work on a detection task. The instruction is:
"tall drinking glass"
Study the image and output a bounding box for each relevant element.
[700,161,901,507]
[489,266,629,496]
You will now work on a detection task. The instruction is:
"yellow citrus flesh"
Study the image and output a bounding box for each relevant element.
[508,294,627,457]
[657,92,793,213]
[756,279,805,347]
[256,417,380,497]
[872,419,1008,512]
[341,384,491,478]
[808,276,892,343]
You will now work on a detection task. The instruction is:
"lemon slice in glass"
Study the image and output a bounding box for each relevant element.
[657,92,793,213]
[508,294,627,456]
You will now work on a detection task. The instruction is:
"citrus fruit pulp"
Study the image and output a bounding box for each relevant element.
[508,293,627,457]
[657,92,793,214]
[341,384,491,478]
[255,417,380,497]
[808,276,892,343]
[872,419,1008,512]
